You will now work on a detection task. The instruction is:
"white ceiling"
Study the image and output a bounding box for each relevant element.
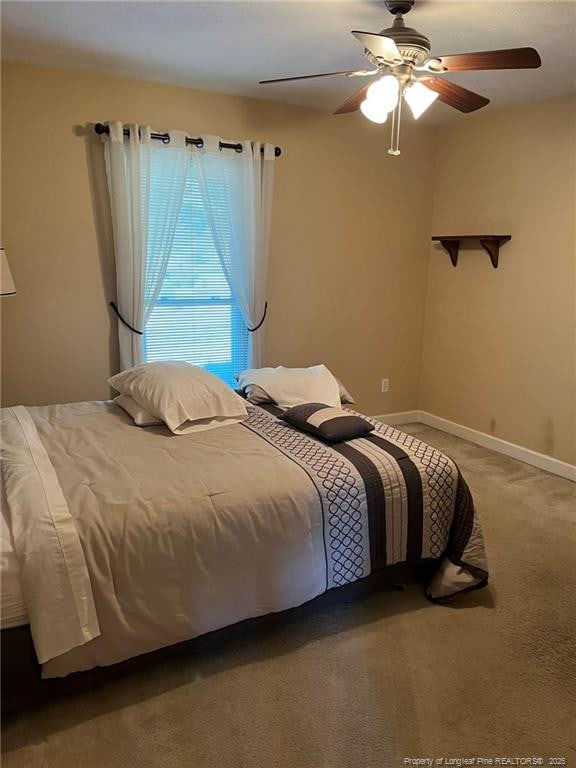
[2,0,576,122]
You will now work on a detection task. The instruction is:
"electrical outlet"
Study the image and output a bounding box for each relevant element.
[381,378,390,393]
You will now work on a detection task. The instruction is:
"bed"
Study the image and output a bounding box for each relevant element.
[1,399,488,711]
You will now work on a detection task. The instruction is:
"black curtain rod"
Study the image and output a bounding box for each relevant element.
[94,123,281,157]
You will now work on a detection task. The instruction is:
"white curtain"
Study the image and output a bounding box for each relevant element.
[104,122,188,370]
[194,137,275,368]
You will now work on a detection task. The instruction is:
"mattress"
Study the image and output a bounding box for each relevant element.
[1,401,488,678]
[1,506,28,630]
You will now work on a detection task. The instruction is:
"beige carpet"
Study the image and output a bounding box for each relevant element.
[2,425,575,767]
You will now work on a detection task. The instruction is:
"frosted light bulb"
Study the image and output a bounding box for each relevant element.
[360,98,389,124]
[366,75,400,112]
[405,81,439,119]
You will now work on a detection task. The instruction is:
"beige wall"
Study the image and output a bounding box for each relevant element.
[1,62,436,416]
[420,97,576,464]
[2,63,575,464]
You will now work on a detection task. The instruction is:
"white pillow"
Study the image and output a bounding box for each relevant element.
[109,362,248,435]
[234,372,356,405]
[236,365,341,409]
[114,395,162,427]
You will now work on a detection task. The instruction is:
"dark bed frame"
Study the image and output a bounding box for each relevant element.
[1,560,438,715]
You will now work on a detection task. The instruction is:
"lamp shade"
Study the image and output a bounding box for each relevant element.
[1,248,16,296]
[366,75,400,113]
[360,98,389,124]
[404,81,439,120]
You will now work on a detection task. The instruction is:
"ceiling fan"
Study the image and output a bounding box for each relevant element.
[259,0,541,155]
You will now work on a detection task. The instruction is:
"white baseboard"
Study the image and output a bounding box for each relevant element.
[373,410,421,426]
[374,410,576,483]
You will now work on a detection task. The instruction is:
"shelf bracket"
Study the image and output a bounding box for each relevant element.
[439,239,460,267]
[432,235,512,269]
[479,237,511,269]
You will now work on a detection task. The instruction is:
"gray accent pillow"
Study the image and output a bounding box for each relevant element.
[239,383,272,405]
[279,403,374,444]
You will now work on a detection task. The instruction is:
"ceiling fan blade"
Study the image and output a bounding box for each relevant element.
[432,47,541,72]
[351,31,404,64]
[259,70,363,84]
[424,78,490,113]
[333,84,371,115]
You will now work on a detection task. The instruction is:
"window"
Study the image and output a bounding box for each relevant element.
[143,155,248,388]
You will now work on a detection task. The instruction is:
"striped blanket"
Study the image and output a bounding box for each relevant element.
[244,405,488,600]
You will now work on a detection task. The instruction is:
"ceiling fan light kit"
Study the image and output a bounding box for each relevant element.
[404,81,439,119]
[366,75,399,110]
[259,0,541,156]
[360,97,389,124]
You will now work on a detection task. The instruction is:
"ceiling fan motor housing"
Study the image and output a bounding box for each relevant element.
[384,0,416,15]
[380,15,431,66]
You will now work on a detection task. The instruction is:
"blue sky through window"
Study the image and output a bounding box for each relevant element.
[144,155,248,387]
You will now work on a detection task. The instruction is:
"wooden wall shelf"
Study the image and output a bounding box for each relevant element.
[432,235,512,269]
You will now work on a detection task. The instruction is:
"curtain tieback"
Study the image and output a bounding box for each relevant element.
[247,302,267,333]
[109,302,144,336]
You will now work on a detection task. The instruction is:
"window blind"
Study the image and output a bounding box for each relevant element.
[143,153,249,387]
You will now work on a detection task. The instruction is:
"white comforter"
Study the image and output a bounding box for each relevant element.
[1,402,327,677]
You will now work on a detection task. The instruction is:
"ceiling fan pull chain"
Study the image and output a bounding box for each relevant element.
[388,94,402,156]
[388,103,396,155]
[396,95,403,154]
